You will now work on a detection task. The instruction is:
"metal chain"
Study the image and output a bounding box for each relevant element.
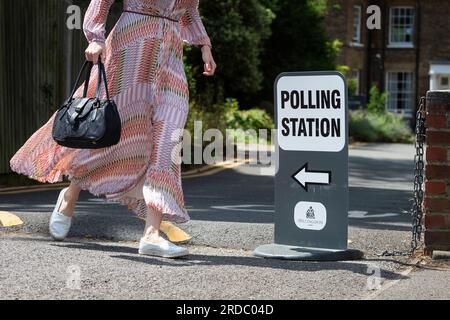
[411,96,426,252]
[378,97,426,257]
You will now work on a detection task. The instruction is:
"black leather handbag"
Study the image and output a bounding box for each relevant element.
[52,60,121,149]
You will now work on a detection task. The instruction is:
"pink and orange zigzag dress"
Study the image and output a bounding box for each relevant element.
[9,0,212,223]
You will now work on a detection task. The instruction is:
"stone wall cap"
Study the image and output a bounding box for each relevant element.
[430,60,450,65]
[427,90,450,93]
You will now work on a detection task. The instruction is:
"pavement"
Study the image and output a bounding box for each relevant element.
[1,143,449,300]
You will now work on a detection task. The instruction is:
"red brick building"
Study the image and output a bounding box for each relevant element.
[325,0,450,118]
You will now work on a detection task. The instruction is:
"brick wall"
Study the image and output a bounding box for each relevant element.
[324,0,450,114]
[424,91,450,254]
[325,0,368,96]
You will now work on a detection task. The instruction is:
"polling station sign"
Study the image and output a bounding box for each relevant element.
[277,74,346,152]
[254,71,362,261]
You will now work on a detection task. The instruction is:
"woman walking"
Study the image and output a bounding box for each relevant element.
[9,0,216,258]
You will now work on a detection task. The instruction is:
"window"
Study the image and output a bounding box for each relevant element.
[441,76,449,87]
[386,72,414,114]
[389,7,415,47]
[352,5,362,44]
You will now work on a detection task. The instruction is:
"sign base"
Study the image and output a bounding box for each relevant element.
[253,243,364,261]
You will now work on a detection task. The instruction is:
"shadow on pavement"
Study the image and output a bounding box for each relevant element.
[42,240,408,280]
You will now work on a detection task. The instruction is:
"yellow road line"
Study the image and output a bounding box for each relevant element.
[0,182,69,193]
[0,159,249,195]
[181,159,240,176]
[0,143,369,195]
[349,142,369,149]
[0,183,70,195]
[0,211,23,227]
[182,158,249,179]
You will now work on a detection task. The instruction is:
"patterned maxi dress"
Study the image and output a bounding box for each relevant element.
[9,0,212,223]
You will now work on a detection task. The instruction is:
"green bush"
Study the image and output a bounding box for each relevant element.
[367,84,388,114]
[224,98,274,131]
[224,98,274,144]
[336,64,358,98]
[185,100,228,137]
[349,109,413,143]
[185,98,274,146]
[347,78,358,97]
[183,100,228,169]
[349,83,412,143]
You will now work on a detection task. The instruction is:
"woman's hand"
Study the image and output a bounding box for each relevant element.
[201,45,216,76]
[85,41,106,64]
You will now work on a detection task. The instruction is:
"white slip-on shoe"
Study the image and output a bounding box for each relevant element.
[139,237,189,258]
[49,187,72,241]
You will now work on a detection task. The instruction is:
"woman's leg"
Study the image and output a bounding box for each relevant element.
[59,181,81,217]
[143,208,164,242]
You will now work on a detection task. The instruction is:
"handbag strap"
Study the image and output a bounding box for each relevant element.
[67,58,111,102]
[95,61,111,100]
[68,60,93,101]
[83,62,93,98]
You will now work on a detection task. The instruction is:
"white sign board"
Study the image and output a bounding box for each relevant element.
[276,74,346,152]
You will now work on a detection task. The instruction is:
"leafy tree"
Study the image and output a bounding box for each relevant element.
[260,0,339,104]
[187,0,274,108]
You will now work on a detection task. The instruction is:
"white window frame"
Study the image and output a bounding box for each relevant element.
[388,6,415,48]
[385,71,414,117]
[351,5,362,46]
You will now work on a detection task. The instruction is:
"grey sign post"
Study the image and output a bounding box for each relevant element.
[253,71,363,260]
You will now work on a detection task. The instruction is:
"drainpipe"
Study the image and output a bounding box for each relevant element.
[64,0,74,97]
[415,0,421,114]
[380,0,386,91]
[365,35,371,103]
[365,1,373,103]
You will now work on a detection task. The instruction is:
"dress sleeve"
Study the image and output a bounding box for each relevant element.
[83,0,115,44]
[180,0,212,48]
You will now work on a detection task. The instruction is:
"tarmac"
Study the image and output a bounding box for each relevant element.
[0,143,449,300]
